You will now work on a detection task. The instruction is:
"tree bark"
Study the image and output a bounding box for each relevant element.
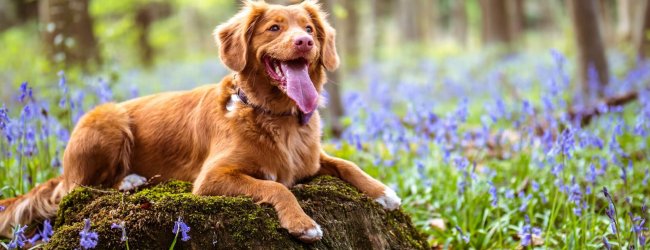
[46,177,429,249]
[508,0,525,41]
[480,0,512,46]
[618,0,633,42]
[398,0,433,43]
[320,0,345,138]
[135,2,172,67]
[597,0,615,45]
[38,0,100,67]
[569,0,609,95]
[635,1,650,58]
[451,0,468,46]
[0,0,18,32]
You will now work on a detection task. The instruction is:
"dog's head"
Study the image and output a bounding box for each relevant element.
[216,0,339,115]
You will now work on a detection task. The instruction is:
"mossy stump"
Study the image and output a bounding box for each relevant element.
[47,176,429,249]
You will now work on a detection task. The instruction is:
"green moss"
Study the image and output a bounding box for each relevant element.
[47,176,429,249]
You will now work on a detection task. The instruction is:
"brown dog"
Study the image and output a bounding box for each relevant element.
[0,0,400,243]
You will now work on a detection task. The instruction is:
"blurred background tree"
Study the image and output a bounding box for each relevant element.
[0,0,646,135]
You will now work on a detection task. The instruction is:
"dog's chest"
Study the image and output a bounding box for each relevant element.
[257,125,320,187]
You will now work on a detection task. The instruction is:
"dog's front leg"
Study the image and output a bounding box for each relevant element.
[319,152,401,210]
[193,165,322,243]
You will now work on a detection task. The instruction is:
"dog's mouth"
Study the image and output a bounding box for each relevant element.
[263,56,318,114]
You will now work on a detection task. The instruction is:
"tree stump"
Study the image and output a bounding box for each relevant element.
[46,176,429,249]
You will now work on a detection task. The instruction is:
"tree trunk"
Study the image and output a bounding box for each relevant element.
[451,0,468,46]
[0,0,18,32]
[321,0,344,138]
[480,0,512,46]
[135,2,172,67]
[508,0,525,41]
[635,1,650,58]
[569,0,609,95]
[618,0,632,42]
[370,0,394,56]
[46,176,429,249]
[398,0,433,43]
[597,0,615,45]
[38,0,100,67]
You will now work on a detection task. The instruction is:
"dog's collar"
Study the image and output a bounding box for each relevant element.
[230,74,313,125]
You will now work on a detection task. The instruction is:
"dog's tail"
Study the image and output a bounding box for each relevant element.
[0,176,70,238]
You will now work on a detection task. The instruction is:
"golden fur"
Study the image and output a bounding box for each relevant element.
[0,0,399,243]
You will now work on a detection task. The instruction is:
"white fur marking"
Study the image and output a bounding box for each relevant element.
[265,173,277,182]
[303,224,322,240]
[119,174,148,191]
[226,94,240,112]
[374,187,401,210]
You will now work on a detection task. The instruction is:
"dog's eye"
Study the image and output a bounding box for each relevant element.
[269,25,280,32]
[306,26,313,34]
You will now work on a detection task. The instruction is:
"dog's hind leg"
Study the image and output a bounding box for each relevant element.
[62,103,134,189]
[0,103,134,237]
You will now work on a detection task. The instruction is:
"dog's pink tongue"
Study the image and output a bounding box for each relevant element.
[281,61,318,114]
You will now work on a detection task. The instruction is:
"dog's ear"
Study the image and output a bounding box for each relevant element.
[302,1,339,71]
[215,1,267,72]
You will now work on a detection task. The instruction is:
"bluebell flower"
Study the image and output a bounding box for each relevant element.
[96,78,114,103]
[8,225,28,249]
[619,162,628,184]
[602,236,612,250]
[19,82,32,103]
[531,181,539,192]
[586,163,597,184]
[29,219,54,244]
[602,187,618,234]
[111,221,128,242]
[505,189,515,199]
[454,226,470,243]
[551,163,564,177]
[173,217,191,241]
[0,205,4,212]
[518,193,532,212]
[520,215,541,247]
[58,71,69,108]
[488,181,498,207]
[630,214,647,246]
[79,218,99,249]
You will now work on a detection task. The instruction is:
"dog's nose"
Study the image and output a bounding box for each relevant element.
[294,35,314,52]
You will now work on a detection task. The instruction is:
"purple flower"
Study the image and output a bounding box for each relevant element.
[0,205,5,212]
[19,82,32,103]
[173,217,191,241]
[602,236,612,250]
[505,189,515,199]
[520,215,541,247]
[111,221,128,242]
[586,163,597,184]
[8,225,28,249]
[455,226,470,243]
[80,218,98,249]
[518,192,532,212]
[602,187,618,235]
[531,181,539,192]
[58,71,69,108]
[630,214,648,246]
[28,219,54,244]
[488,181,498,207]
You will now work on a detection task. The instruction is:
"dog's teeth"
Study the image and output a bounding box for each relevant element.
[274,65,281,75]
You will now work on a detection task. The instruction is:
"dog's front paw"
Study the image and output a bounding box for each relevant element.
[374,187,401,210]
[282,216,323,243]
